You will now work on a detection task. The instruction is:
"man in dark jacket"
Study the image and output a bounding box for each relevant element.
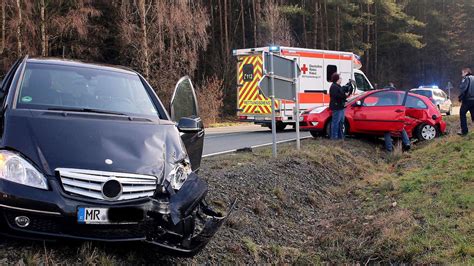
[458,67,474,135]
[329,73,348,140]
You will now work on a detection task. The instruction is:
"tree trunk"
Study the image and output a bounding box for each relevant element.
[1,0,5,53]
[252,0,257,46]
[374,1,378,83]
[312,0,318,48]
[16,0,22,56]
[366,2,370,76]
[324,0,329,49]
[138,0,150,78]
[218,0,224,59]
[240,0,245,47]
[40,0,46,56]
[223,0,229,60]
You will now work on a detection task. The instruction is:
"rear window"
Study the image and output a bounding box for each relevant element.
[17,63,160,117]
[412,90,432,98]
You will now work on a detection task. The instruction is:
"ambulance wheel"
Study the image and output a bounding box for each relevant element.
[267,122,287,132]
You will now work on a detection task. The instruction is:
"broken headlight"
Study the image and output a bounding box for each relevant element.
[168,160,191,190]
[0,150,48,190]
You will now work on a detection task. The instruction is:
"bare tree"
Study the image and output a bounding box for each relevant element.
[16,0,21,55]
[40,0,45,56]
[1,0,5,53]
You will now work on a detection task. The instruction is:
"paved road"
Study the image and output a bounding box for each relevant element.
[203,125,311,157]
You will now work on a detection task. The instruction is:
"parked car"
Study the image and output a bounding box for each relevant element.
[410,86,453,115]
[300,89,446,141]
[0,57,233,256]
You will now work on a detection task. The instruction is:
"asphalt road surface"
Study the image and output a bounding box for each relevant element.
[203,107,460,157]
[203,124,311,157]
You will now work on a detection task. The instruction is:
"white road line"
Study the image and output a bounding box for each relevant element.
[202,136,313,158]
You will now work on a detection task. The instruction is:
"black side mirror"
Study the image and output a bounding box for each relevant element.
[177,117,202,133]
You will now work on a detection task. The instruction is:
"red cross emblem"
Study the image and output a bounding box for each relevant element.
[301,64,308,74]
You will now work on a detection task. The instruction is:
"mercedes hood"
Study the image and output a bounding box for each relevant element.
[1,109,187,179]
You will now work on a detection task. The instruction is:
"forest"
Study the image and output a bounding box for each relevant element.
[0,0,473,122]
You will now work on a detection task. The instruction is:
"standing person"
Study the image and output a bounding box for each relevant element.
[329,73,348,140]
[458,67,474,136]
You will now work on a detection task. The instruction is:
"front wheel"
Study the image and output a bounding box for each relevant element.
[416,123,438,141]
[325,119,349,138]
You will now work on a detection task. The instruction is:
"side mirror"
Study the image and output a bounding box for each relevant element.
[177,117,202,133]
[353,100,362,107]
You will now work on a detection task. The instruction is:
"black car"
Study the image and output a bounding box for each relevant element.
[0,57,232,255]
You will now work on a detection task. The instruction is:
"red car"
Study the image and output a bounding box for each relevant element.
[300,89,446,140]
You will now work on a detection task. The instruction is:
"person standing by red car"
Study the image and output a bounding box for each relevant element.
[329,73,348,140]
[458,67,474,136]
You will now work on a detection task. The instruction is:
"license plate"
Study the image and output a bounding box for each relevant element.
[77,207,109,224]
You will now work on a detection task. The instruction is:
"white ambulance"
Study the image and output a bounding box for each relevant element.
[233,46,374,130]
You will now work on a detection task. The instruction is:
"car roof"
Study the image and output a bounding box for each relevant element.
[26,58,137,75]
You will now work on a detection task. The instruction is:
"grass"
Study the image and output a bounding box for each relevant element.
[363,133,474,263]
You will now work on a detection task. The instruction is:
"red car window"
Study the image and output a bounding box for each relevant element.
[362,91,404,106]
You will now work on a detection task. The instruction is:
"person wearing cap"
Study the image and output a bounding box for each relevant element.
[329,73,348,140]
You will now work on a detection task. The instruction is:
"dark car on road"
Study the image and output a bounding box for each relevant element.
[0,57,232,256]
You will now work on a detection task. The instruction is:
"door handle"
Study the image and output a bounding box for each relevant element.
[395,109,404,113]
[198,130,205,138]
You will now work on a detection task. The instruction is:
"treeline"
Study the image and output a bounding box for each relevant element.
[0,0,473,120]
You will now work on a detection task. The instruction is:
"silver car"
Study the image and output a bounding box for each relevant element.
[410,86,453,115]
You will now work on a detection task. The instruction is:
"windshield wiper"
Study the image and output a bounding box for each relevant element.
[47,107,128,116]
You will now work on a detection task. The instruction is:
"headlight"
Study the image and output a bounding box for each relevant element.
[0,150,48,190]
[310,106,328,114]
[167,160,191,190]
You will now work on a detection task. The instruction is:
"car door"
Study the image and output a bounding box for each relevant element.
[352,90,407,133]
[170,76,204,171]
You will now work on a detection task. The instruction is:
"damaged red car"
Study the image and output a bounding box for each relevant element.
[0,57,234,256]
[300,89,446,140]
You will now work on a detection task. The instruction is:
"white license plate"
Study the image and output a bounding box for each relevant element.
[77,207,109,224]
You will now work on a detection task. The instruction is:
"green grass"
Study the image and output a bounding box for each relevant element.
[375,133,474,263]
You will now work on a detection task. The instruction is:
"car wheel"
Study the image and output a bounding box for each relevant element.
[324,119,348,138]
[416,123,437,141]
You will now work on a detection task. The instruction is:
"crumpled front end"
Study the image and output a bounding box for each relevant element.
[144,173,235,256]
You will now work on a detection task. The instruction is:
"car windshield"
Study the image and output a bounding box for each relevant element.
[411,90,432,98]
[16,63,159,117]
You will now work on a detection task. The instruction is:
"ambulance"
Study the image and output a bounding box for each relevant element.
[233,46,374,130]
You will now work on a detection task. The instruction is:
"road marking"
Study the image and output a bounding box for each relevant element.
[202,136,313,158]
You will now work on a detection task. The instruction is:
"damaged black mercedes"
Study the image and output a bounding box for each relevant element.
[0,57,233,256]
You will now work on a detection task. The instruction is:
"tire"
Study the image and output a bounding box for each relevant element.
[325,119,348,138]
[268,122,287,132]
[416,123,438,141]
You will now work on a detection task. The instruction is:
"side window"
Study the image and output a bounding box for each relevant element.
[326,65,337,82]
[362,91,404,106]
[354,72,371,91]
[406,95,427,109]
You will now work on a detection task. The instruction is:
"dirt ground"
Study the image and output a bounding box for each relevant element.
[0,115,470,264]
